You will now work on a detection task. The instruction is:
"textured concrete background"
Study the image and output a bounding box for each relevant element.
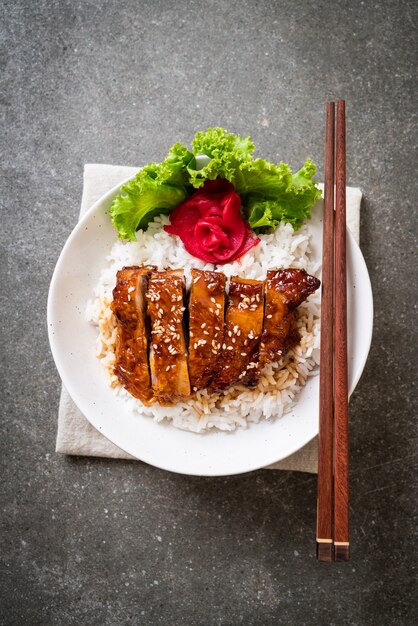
[1,0,417,624]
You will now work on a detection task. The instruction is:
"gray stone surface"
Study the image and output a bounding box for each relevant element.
[1,0,417,624]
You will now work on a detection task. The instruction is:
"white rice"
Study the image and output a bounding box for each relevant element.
[86,214,321,433]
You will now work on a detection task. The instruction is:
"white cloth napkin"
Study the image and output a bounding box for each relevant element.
[56,164,362,472]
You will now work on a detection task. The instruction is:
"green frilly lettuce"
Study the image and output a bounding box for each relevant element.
[110,143,195,241]
[110,127,321,240]
[241,158,322,230]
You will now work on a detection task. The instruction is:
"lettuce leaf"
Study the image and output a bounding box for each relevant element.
[192,127,254,163]
[110,127,321,240]
[109,143,194,240]
[154,142,196,186]
[235,159,292,197]
[110,171,187,241]
[188,127,254,188]
[244,159,322,230]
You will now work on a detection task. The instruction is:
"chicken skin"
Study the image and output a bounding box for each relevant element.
[210,276,264,391]
[188,269,226,390]
[111,265,155,406]
[258,268,321,372]
[146,270,191,405]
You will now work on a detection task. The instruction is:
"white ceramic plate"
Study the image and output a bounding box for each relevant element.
[48,181,373,476]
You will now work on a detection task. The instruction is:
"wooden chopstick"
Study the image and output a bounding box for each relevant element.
[316,100,349,562]
[316,101,335,562]
[333,100,350,561]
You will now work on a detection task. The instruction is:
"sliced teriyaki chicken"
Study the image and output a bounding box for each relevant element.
[146,269,191,405]
[111,265,155,406]
[257,268,320,375]
[210,276,264,391]
[188,269,226,391]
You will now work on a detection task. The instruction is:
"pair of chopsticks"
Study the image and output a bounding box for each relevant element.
[316,100,350,562]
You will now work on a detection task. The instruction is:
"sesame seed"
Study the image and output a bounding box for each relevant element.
[266,314,272,319]
[166,365,170,371]
[222,343,226,350]
[241,353,246,357]
[201,323,206,328]
[227,346,233,351]
[210,297,216,303]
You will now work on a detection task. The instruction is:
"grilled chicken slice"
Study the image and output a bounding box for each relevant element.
[146,270,191,405]
[188,269,226,390]
[257,268,320,373]
[111,265,155,406]
[210,276,264,391]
